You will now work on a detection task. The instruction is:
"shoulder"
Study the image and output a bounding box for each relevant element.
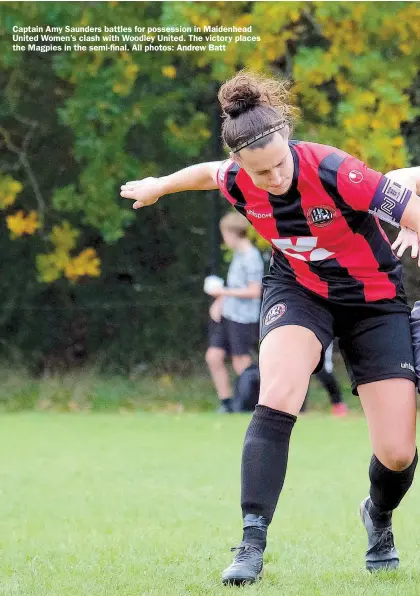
[293,141,384,191]
[217,159,240,189]
[244,246,264,267]
[291,140,349,169]
[248,245,263,259]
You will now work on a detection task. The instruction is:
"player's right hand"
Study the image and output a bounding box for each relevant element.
[391,226,420,266]
[120,177,164,209]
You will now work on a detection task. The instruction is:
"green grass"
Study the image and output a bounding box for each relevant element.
[0,362,361,414]
[0,413,420,595]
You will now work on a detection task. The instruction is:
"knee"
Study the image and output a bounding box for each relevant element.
[380,446,417,471]
[232,355,251,376]
[259,378,308,414]
[205,349,224,369]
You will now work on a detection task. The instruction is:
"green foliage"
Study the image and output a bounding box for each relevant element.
[0,1,420,368]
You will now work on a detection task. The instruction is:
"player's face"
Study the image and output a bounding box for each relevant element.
[234,133,293,195]
[221,228,240,249]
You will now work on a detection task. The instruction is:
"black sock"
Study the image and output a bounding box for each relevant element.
[316,369,343,405]
[220,397,233,412]
[369,449,418,527]
[241,405,296,548]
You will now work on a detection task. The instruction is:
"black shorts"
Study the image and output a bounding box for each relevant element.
[208,317,259,356]
[260,278,416,395]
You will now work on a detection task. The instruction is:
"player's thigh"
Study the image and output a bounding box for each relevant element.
[259,279,334,364]
[206,318,229,363]
[359,378,416,470]
[340,311,417,469]
[231,355,252,375]
[258,281,334,414]
[339,311,416,396]
[259,325,325,415]
[205,347,227,368]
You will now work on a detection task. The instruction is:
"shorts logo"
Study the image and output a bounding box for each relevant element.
[349,170,363,183]
[401,362,415,373]
[264,303,287,326]
[306,206,336,228]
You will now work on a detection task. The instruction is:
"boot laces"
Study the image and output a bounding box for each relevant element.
[376,528,395,553]
[230,544,261,563]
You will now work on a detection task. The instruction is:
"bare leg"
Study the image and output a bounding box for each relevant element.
[358,378,417,571]
[205,347,232,407]
[232,354,252,376]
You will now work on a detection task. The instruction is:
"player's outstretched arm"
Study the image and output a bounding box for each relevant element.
[120,161,222,209]
[399,194,420,243]
[386,166,420,195]
[385,167,420,265]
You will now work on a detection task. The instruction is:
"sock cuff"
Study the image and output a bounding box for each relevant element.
[254,404,297,423]
[369,448,418,512]
[371,448,418,476]
[246,405,296,442]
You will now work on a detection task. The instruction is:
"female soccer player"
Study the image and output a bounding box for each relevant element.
[121,72,420,584]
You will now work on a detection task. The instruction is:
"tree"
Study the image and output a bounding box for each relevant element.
[0,1,419,370]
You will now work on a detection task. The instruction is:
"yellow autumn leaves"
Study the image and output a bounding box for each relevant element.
[36,222,100,283]
[0,176,100,283]
[112,53,139,97]
[177,1,419,173]
[0,176,23,209]
[0,176,39,238]
[162,65,177,79]
[7,210,40,237]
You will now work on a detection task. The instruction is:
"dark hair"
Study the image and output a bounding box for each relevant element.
[218,70,299,153]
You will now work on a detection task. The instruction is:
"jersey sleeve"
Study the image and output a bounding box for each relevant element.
[216,159,240,205]
[216,159,234,193]
[337,156,412,227]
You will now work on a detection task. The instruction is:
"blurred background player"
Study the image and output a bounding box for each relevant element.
[300,341,347,416]
[204,212,264,413]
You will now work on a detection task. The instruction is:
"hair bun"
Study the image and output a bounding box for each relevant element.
[219,79,262,118]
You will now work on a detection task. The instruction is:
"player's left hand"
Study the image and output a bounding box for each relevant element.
[391,226,420,266]
[207,287,225,298]
[209,297,223,322]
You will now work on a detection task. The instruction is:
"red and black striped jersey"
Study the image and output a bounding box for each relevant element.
[217,140,412,303]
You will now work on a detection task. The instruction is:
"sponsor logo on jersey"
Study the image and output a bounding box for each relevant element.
[264,303,287,326]
[272,237,335,262]
[306,206,336,228]
[246,208,272,219]
[349,170,363,183]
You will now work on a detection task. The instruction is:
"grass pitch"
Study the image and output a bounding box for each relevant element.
[1,412,420,595]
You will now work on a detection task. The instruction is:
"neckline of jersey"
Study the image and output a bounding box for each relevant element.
[268,141,299,199]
